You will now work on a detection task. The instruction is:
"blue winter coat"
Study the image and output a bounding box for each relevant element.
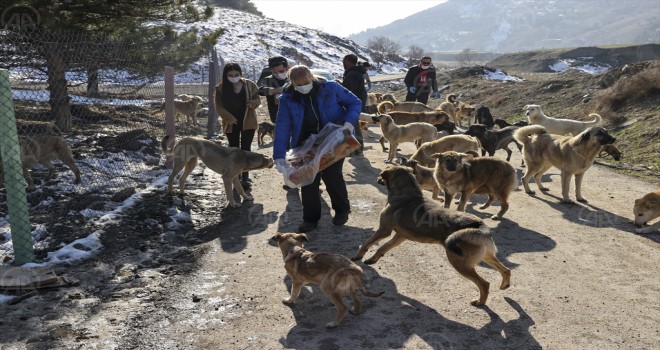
[273,79,361,160]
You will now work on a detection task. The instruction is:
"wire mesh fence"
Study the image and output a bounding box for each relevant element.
[0,27,243,265]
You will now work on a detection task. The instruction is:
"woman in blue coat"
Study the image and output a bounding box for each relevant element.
[273,65,362,233]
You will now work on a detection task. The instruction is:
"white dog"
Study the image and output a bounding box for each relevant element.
[524,104,602,136]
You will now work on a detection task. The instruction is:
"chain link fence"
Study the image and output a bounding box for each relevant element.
[0,28,228,265]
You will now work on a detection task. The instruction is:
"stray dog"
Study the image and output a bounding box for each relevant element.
[377,100,433,114]
[0,135,81,191]
[375,115,437,162]
[367,92,383,105]
[493,118,529,129]
[434,120,456,135]
[373,110,448,152]
[358,120,378,139]
[351,166,511,305]
[400,157,442,201]
[474,106,495,129]
[633,189,660,233]
[514,125,616,203]
[432,151,517,220]
[410,134,481,167]
[599,143,622,161]
[464,124,523,163]
[257,121,275,146]
[436,94,475,127]
[153,95,204,125]
[161,135,274,208]
[272,233,383,328]
[16,120,62,136]
[364,104,379,114]
[524,104,602,135]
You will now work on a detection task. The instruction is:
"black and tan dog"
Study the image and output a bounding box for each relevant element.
[493,118,528,129]
[0,135,81,191]
[432,151,517,220]
[464,124,523,163]
[272,233,383,328]
[161,135,273,208]
[257,121,275,146]
[473,106,495,129]
[351,166,511,306]
[399,157,442,201]
[514,125,616,203]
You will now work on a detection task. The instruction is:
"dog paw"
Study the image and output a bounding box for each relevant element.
[325,322,339,329]
[244,196,254,202]
[470,299,486,306]
[561,199,576,204]
[490,215,501,220]
[282,298,296,305]
[577,197,588,203]
[227,202,242,208]
[364,258,378,265]
[525,190,535,195]
[349,307,361,315]
[350,255,363,261]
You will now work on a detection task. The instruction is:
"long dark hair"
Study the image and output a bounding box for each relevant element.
[221,62,243,104]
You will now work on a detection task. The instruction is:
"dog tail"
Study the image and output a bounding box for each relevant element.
[377,101,395,114]
[586,113,602,126]
[445,226,495,257]
[360,284,385,298]
[513,125,546,146]
[160,135,174,156]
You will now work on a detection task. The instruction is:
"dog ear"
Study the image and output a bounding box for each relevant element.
[398,156,408,165]
[579,130,591,143]
[295,234,309,243]
[271,234,283,242]
[430,153,442,160]
[465,150,480,158]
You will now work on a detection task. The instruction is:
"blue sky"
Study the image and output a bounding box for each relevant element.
[251,0,446,37]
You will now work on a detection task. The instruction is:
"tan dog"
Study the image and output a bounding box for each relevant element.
[633,189,660,234]
[351,166,511,306]
[373,109,449,152]
[367,92,382,105]
[375,115,437,162]
[400,157,442,201]
[272,233,383,328]
[376,100,433,114]
[436,94,460,126]
[161,135,273,208]
[514,125,616,203]
[0,135,81,191]
[432,151,516,220]
[524,104,602,136]
[410,134,481,167]
[154,96,204,125]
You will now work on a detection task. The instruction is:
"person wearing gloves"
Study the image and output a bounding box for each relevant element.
[404,55,440,105]
[215,62,261,190]
[257,56,290,123]
[273,64,361,233]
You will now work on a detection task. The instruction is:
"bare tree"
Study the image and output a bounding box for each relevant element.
[367,36,400,67]
[407,45,425,66]
[457,48,474,67]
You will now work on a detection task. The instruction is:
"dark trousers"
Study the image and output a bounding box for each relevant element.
[226,128,255,181]
[405,91,431,105]
[301,158,350,223]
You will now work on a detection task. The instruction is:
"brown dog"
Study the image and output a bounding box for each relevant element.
[400,157,443,201]
[514,125,616,203]
[0,135,81,191]
[161,135,273,208]
[410,134,481,167]
[373,110,448,152]
[272,233,383,328]
[432,151,517,220]
[351,166,511,305]
[257,121,275,146]
[375,115,438,162]
[153,96,204,125]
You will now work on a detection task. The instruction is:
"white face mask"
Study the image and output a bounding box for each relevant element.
[421,65,431,70]
[274,72,288,80]
[294,83,313,94]
[228,76,241,83]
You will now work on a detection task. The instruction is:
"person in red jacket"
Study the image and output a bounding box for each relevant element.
[404,56,440,105]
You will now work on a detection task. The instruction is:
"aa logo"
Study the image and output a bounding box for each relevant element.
[1,5,40,29]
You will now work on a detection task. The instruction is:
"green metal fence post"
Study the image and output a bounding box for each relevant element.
[0,69,34,265]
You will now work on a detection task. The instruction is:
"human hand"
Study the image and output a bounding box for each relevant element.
[343,122,355,132]
[434,91,441,98]
[408,87,417,94]
[274,159,289,173]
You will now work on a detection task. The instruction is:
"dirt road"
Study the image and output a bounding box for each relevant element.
[1,126,658,350]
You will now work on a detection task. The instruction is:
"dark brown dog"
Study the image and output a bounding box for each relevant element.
[272,233,383,328]
[257,121,275,146]
[464,124,523,163]
[432,151,517,220]
[351,166,511,306]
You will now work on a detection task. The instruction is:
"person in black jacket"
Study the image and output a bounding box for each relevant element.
[257,56,290,123]
[404,55,440,105]
[341,54,366,155]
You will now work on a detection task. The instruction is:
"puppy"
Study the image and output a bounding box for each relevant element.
[633,189,660,234]
[257,121,275,146]
[474,106,495,129]
[375,115,437,162]
[409,134,481,167]
[599,144,623,161]
[493,118,529,129]
[154,96,204,125]
[464,124,523,163]
[161,135,274,208]
[524,104,602,136]
[400,157,443,201]
[0,135,81,191]
[434,120,456,135]
[514,125,616,203]
[432,151,517,220]
[272,233,383,328]
[351,166,511,305]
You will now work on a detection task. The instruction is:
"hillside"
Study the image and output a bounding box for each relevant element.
[348,0,659,53]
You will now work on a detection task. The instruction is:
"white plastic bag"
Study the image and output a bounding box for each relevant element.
[276,123,353,188]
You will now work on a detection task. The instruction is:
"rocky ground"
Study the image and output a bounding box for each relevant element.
[1,69,659,349]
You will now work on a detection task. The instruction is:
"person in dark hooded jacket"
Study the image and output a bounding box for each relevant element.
[341,54,366,155]
[404,55,440,105]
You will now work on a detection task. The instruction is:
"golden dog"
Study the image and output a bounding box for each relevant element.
[0,135,81,191]
[633,189,660,234]
[161,135,273,208]
[376,100,433,114]
[272,233,383,328]
[373,109,448,152]
[351,166,511,305]
[524,104,602,136]
[400,157,442,201]
[375,115,437,162]
[409,134,481,167]
[154,95,204,125]
[514,125,616,203]
[432,151,517,220]
[436,94,475,127]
